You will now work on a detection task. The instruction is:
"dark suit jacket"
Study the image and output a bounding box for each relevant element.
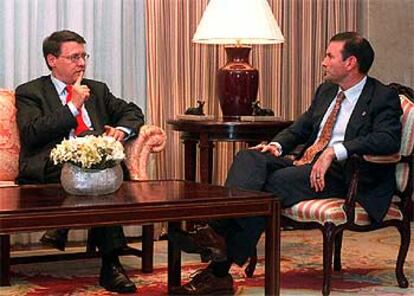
[273,77,402,222]
[15,75,145,184]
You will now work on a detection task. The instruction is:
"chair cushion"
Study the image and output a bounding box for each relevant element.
[0,89,20,181]
[396,95,414,192]
[281,198,403,226]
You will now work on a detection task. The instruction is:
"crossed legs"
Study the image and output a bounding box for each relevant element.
[170,149,347,295]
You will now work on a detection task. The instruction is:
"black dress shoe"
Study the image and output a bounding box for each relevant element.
[99,261,136,293]
[169,225,227,262]
[40,229,68,251]
[170,268,234,295]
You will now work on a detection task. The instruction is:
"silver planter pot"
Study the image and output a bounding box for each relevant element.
[60,162,123,196]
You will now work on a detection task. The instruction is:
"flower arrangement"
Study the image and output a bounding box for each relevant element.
[50,135,125,170]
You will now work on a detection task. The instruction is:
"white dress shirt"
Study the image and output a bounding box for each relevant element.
[272,76,367,161]
[323,76,367,160]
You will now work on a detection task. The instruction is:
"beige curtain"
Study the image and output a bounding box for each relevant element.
[145,0,361,184]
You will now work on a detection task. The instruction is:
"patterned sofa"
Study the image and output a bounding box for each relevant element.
[0,88,166,245]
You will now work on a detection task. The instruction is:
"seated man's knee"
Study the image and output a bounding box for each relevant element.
[234,149,263,163]
[267,170,285,186]
[263,166,297,194]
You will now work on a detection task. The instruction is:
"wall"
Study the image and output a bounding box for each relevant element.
[360,0,414,87]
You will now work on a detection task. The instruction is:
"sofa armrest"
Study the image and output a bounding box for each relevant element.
[124,124,166,180]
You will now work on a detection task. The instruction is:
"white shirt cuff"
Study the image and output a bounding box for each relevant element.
[269,142,283,155]
[116,126,134,140]
[333,143,348,161]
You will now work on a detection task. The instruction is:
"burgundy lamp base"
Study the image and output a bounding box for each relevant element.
[216,46,259,118]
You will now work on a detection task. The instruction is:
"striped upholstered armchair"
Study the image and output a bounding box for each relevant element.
[246,84,414,296]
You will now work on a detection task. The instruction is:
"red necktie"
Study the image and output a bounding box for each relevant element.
[293,91,346,166]
[65,85,89,136]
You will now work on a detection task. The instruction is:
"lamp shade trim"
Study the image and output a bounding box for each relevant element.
[193,0,285,45]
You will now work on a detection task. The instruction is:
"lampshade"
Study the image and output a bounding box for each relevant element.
[193,0,284,45]
[192,0,284,118]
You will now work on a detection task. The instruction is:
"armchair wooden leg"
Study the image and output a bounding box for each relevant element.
[245,249,257,278]
[333,230,343,271]
[141,224,154,273]
[396,220,410,288]
[0,235,10,286]
[322,223,336,296]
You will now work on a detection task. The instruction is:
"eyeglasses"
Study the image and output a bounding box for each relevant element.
[59,53,90,63]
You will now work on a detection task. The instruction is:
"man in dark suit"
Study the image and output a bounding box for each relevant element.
[170,32,403,295]
[15,30,144,293]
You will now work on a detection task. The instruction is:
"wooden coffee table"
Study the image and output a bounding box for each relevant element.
[0,180,280,295]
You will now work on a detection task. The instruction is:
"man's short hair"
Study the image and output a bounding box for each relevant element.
[43,30,86,70]
[330,32,374,74]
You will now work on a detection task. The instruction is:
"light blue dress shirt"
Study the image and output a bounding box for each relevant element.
[50,75,132,139]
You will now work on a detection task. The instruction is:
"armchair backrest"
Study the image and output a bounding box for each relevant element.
[391,84,414,193]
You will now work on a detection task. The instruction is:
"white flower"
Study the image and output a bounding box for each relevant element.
[50,135,125,169]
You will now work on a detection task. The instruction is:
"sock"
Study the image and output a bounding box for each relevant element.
[101,252,120,267]
[209,260,232,277]
[209,219,242,239]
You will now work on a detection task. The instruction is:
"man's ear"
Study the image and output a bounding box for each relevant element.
[46,54,57,69]
[345,55,358,71]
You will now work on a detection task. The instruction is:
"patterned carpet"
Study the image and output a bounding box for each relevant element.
[1,225,413,295]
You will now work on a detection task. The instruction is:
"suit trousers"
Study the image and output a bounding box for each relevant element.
[211,149,347,266]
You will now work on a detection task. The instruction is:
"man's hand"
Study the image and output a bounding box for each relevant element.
[71,71,90,109]
[249,142,281,157]
[104,125,126,142]
[310,147,336,192]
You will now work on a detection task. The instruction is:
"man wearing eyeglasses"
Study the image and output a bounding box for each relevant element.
[15,30,144,293]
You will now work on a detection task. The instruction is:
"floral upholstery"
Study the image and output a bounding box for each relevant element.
[125,125,166,180]
[282,94,412,226]
[0,89,20,181]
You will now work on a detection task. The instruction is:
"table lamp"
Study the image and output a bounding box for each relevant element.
[192,0,285,118]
